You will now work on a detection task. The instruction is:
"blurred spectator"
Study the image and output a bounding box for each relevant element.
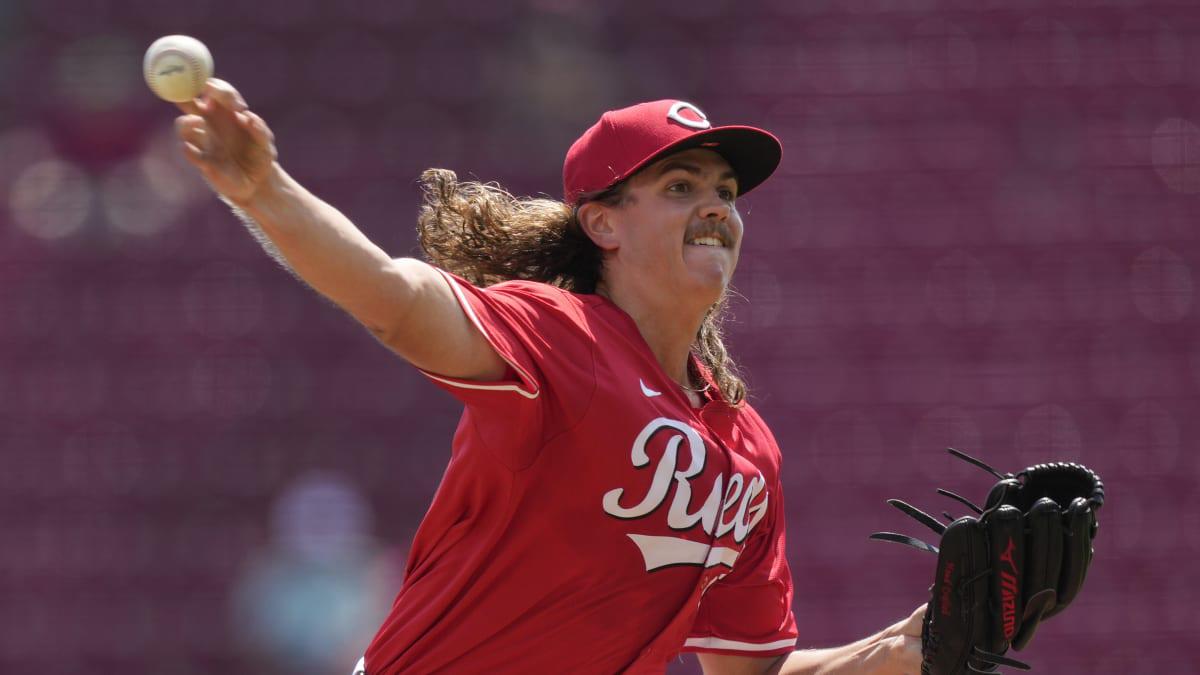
[229,471,403,675]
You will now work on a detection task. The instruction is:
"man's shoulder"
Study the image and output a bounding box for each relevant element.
[474,280,610,344]
[486,279,583,305]
[484,279,605,321]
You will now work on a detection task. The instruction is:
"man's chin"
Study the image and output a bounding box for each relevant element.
[682,270,731,306]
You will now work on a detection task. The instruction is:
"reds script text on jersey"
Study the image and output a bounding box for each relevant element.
[363,271,798,674]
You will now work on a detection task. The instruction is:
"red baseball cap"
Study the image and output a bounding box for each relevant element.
[562,99,782,205]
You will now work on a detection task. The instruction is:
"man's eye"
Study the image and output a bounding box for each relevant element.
[668,182,690,193]
[719,188,736,201]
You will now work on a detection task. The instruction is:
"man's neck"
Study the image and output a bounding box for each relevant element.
[598,280,711,390]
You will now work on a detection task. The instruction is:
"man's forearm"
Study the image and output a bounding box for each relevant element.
[774,636,905,675]
[773,623,918,675]
[230,163,407,334]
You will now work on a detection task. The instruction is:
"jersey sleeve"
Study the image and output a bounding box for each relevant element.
[682,478,798,658]
[417,269,596,467]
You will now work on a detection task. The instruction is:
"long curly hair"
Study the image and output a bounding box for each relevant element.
[415,168,747,406]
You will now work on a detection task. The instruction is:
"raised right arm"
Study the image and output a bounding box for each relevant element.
[174,79,506,382]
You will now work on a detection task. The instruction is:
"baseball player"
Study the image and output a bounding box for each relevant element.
[175,81,924,674]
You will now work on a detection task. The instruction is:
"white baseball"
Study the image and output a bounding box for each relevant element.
[143,35,213,103]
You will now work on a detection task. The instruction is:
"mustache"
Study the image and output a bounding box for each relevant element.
[685,220,734,244]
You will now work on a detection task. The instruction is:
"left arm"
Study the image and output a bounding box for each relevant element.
[698,605,924,675]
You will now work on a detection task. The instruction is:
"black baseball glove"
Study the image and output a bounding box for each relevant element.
[870,448,1105,674]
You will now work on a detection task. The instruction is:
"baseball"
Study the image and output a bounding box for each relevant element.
[143,35,213,103]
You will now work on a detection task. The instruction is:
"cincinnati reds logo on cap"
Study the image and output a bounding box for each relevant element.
[666,101,711,130]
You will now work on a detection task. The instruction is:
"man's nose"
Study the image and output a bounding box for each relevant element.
[699,197,730,221]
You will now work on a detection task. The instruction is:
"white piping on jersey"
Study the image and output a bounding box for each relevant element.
[626,534,740,571]
[682,636,798,652]
[425,269,539,400]
[422,372,539,398]
[639,379,662,397]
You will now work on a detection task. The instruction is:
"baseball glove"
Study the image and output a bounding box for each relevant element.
[870,448,1105,674]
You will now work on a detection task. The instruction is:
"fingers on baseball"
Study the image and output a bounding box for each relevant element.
[238,110,275,146]
[175,99,202,116]
[174,115,209,150]
[180,140,207,168]
[201,78,248,113]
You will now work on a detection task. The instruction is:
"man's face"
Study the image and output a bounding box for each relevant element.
[603,148,743,308]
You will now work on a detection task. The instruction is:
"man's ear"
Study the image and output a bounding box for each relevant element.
[577,202,620,252]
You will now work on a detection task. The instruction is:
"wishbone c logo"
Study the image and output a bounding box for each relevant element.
[667,101,711,130]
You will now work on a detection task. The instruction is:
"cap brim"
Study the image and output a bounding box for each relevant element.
[623,125,783,199]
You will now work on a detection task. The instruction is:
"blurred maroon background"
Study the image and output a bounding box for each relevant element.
[1,1,1195,673]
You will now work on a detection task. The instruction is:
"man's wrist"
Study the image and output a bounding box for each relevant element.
[229,162,288,213]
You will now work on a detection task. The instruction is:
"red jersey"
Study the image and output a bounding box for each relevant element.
[364,271,797,674]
